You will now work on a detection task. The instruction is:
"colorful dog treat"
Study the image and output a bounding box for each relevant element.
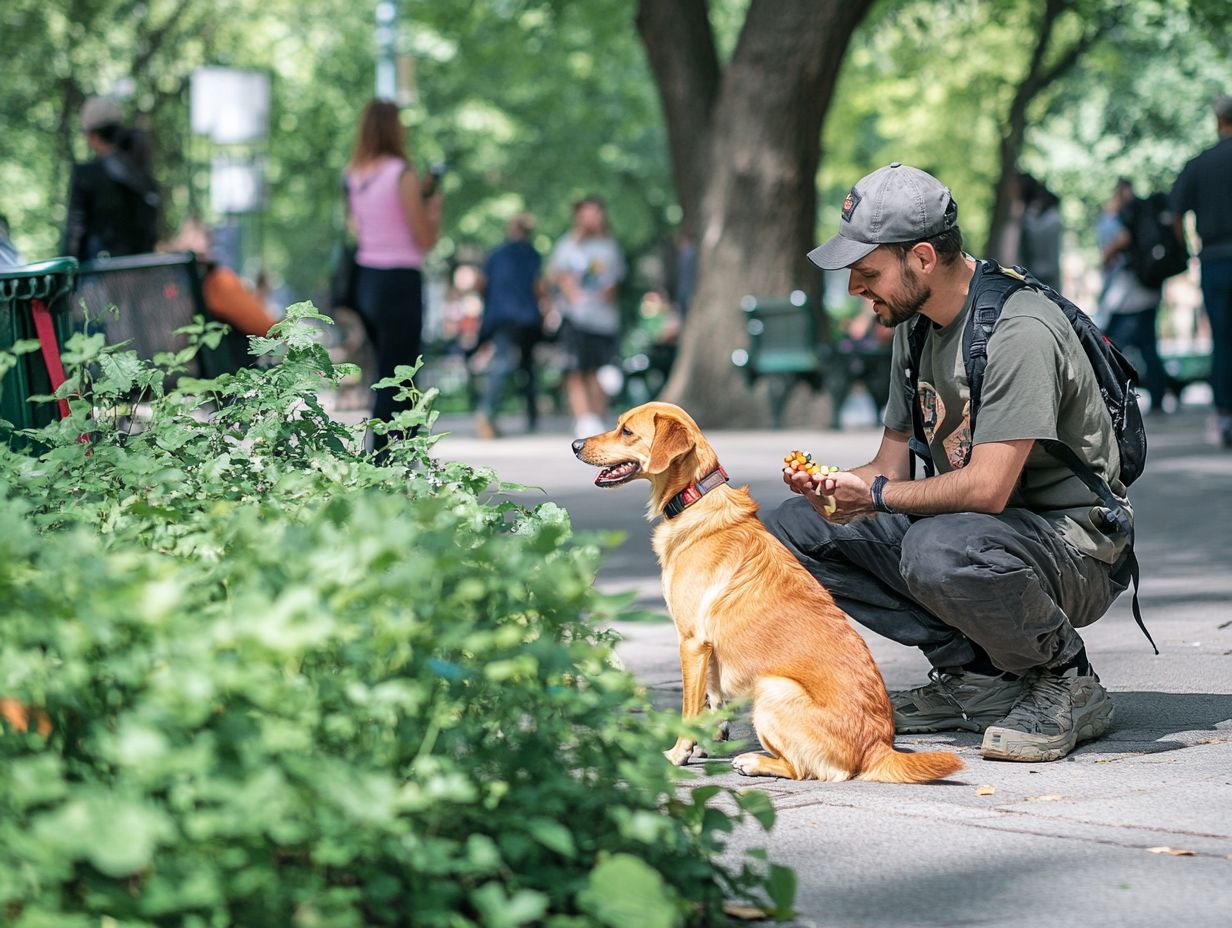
[783,452,839,514]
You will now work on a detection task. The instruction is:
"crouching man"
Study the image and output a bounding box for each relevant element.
[766,163,1135,762]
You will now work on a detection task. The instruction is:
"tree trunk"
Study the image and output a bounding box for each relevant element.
[635,0,719,241]
[640,0,874,427]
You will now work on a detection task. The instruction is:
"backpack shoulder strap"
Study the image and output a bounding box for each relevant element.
[1039,439,1156,654]
[905,314,934,479]
[970,262,1157,654]
[959,261,1028,466]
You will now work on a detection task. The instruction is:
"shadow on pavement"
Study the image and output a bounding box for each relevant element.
[1090,690,1232,754]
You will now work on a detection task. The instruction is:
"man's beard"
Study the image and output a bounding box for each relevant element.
[875,266,931,328]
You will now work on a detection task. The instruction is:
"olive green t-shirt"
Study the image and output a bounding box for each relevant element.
[883,265,1132,564]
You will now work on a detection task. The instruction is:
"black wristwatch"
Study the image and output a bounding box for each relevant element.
[870,474,895,514]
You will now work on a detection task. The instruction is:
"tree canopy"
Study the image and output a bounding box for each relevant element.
[819,0,1232,256]
[1,0,1227,364]
[1,0,675,297]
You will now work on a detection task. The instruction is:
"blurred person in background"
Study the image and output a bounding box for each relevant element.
[474,212,543,439]
[1017,172,1063,291]
[0,215,22,268]
[1097,178,1169,414]
[345,99,443,453]
[165,219,277,339]
[1170,94,1232,448]
[62,96,160,261]
[547,196,625,439]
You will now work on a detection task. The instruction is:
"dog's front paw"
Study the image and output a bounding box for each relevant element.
[732,751,778,777]
[664,738,696,766]
[731,753,756,776]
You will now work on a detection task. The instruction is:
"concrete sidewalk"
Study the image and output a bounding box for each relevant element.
[425,406,1232,928]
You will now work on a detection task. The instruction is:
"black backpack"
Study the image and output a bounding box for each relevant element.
[1124,193,1188,290]
[905,261,1155,651]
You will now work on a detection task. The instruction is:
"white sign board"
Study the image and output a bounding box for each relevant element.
[210,157,265,214]
[191,68,270,144]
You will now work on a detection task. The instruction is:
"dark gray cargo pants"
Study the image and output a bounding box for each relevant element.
[763,498,1126,675]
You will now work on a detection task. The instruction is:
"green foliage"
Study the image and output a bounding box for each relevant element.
[0,0,673,298]
[822,0,1230,252]
[0,305,790,925]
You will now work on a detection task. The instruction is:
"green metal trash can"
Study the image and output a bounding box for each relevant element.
[0,258,80,436]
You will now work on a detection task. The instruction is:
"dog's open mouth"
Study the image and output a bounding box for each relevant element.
[594,461,640,487]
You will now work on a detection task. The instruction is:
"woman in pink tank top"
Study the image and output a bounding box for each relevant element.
[345,99,442,454]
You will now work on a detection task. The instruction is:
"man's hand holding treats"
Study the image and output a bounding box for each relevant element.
[782,451,874,523]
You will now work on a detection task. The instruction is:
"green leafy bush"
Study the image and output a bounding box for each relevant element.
[0,306,791,927]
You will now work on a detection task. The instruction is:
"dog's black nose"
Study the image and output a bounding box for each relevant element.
[571,438,586,455]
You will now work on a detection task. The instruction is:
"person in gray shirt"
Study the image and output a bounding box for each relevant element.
[764,163,1131,764]
[1170,94,1232,447]
[1017,172,1063,291]
[547,197,626,439]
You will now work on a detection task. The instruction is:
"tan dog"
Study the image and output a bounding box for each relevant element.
[572,402,963,783]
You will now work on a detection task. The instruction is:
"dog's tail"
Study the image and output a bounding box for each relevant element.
[857,745,964,784]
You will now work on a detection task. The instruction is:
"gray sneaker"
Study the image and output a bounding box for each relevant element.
[981,666,1113,762]
[892,668,1029,733]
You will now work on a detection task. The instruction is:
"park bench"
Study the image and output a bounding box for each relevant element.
[74,252,251,379]
[730,291,891,429]
[1161,349,1211,396]
[0,258,78,437]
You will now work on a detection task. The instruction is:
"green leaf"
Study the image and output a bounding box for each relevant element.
[527,818,576,857]
[577,854,681,928]
[472,883,550,928]
[767,863,797,919]
[735,789,776,831]
[33,796,174,877]
[153,423,196,452]
[94,352,142,395]
[6,755,68,810]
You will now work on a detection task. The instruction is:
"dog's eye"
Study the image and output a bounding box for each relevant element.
[621,427,633,437]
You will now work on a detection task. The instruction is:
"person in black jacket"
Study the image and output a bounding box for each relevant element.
[1171,94,1232,448]
[62,97,160,261]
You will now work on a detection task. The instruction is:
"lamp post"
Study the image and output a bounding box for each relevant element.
[375,0,399,99]
[188,67,271,272]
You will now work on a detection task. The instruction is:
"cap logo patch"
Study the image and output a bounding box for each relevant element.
[841,188,861,223]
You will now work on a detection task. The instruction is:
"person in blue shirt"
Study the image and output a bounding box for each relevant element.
[475,213,544,437]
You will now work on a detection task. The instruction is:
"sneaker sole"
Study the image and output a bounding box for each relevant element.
[980,690,1114,762]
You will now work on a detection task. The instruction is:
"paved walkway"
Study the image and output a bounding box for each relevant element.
[421,405,1232,928]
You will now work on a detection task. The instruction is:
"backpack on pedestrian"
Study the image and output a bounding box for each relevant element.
[1123,192,1189,290]
[904,261,1155,652]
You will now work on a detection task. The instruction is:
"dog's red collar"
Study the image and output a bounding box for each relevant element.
[663,465,729,519]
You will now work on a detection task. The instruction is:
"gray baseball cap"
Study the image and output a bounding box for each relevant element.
[81,96,123,132]
[808,162,955,270]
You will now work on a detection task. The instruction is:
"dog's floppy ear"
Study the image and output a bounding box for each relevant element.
[647,412,693,474]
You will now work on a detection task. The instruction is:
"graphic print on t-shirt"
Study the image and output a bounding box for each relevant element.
[918,380,972,470]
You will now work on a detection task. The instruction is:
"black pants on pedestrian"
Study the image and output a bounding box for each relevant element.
[1104,307,1168,410]
[479,323,540,427]
[1200,256,1232,415]
[762,498,1126,675]
[355,265,423,452]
